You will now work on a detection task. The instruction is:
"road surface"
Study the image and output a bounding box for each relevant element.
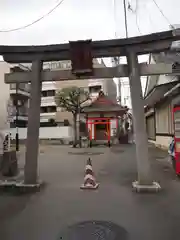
[0,144,180,240]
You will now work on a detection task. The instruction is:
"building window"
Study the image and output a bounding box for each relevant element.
[40,106,57,113]
[47,90,55,96]
[41,107,47,113]
[89,85,101,93]
[47,106,57,112]
[41,90,55,97]
[146,114,155,140]
[41,91,46,97]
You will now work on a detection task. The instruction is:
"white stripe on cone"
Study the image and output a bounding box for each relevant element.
[85,165,93,171]
[84,174,95,181]
[84,183,95,187]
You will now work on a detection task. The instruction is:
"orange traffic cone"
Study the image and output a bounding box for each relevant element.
[80,158,99,190]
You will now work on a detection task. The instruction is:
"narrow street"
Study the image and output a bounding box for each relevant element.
[0,144,180,240]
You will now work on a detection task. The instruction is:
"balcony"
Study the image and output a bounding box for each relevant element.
[40,112,56,122]
[9,106,28,121]
[41,96,56,107]
[10,83,30,97]
[12,115,28,121]
[88,80,103,87]
[42,82,56,91]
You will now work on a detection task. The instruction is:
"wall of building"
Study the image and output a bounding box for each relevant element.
[120,78,131,107]
[144,52,180,149]
[0,61,10,131]
[40,82,57,124]
[157,75,174,85]
[155,102,173,135]
[106,78,117,101]
[146,100,174,149]
[146,113,155,140]
[144,54,176,98]
[149,136,172,149]
[2,126,73,140]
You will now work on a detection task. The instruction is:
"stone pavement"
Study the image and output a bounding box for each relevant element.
[0,144,180,240]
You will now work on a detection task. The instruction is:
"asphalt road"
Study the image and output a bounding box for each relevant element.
[0,144,180,240]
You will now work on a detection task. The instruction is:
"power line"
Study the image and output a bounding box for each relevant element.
[127,1,141,35]
[123,0,128,38]
[0,0,65,33]
[143,2,156,32]
[151,0,174,29]
[135,0,141,35]
[112,0,118,38]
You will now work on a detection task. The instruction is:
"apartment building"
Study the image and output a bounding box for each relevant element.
[39,61,72,126]
[9,66,30,128]
[0,61,11,131]
[0,62,30,130]
[40,81,57,127]
[9,62,59,127]
[55,59,117,125]
[0,59,117,131]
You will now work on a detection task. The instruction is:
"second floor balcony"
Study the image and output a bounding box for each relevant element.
[40,112,56,122]
[8,105,28,122]
[10,83,30,97]
[41,96,56,107]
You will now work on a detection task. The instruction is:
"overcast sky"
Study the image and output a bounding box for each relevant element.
[0,0,178,45]
[0,0,179,106]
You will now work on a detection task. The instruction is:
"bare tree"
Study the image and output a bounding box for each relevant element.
[55,86,89,147]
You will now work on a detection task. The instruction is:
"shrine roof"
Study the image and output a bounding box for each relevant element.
[82,91,128,113]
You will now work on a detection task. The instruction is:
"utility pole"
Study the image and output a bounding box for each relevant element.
[15,83,19,151]
[123,0,128,38]
[115,0,128,105]
[78,90,81,148]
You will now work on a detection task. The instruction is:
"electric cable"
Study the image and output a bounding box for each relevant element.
[135,0,141,35]
[112,0,118,38]
[127,0,141,35]
[0,0,65,33]
[144,1,156,31]
[151,0,174,29]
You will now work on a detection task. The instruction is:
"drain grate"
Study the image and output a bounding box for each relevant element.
[59,221,128,240]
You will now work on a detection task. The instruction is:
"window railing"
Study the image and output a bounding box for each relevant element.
[10,83,30,93]
[10,106,28,117]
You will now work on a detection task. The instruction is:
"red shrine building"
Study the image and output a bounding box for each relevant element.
[82,91,129,145]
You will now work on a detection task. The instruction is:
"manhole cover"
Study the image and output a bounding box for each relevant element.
[59,221,128,240]
[68,152,104,156]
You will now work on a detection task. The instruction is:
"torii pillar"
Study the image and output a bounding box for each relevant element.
[127,51,161,192]
[24,60,42,185]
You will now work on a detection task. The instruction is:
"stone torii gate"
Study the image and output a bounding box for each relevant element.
[2,29,180,192]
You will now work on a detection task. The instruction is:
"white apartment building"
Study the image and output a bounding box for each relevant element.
[0,62,30,130]
[40,81,57,126]
[0,59,117,130]
[0,61,11,130]
[55,59,117,125]
[39,61,72,126]
[11,62,59,127]
[88,59,117,101]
